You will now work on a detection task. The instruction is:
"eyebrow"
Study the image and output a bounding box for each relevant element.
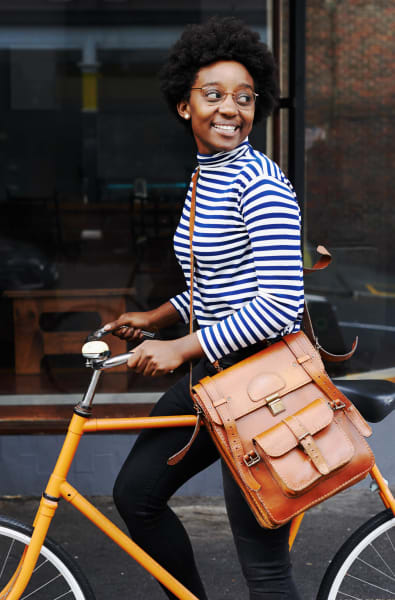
[200,81,254,90]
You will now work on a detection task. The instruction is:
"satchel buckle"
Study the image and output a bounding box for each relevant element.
[243,450,261,467]
[329,399,346,411]
[266,393,286,416]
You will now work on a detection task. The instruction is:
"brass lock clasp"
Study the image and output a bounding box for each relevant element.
[266,393,286,416]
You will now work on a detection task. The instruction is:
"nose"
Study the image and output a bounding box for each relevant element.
[218,93,238,116]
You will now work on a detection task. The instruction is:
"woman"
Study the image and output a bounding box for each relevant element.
[105,16,304,600]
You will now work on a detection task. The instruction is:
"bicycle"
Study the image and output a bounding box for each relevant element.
[0,329,394,600]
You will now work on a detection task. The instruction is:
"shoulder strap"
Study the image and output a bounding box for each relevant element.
[167,169,201,466]
[303,246,358,362]
[188,169,199,339]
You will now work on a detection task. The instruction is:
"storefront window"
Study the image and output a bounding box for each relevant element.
[0,1,290,404]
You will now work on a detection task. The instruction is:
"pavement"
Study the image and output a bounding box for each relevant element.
[0,486,391,600]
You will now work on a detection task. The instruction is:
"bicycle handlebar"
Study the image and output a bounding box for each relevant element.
[87,326,155,342]
[98,352,134,369]
[82,326,155,370]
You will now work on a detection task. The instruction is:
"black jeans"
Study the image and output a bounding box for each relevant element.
[113,359,301,599]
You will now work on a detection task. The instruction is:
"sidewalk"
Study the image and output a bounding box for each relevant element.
[0,486,389,599]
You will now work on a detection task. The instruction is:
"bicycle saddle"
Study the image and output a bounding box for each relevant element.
[335,379,395,423]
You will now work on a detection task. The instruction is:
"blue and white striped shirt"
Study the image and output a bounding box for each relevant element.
[170,140,304,363]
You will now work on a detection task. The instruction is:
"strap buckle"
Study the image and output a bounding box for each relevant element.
[329,399,346,411]
[243,450,261,467]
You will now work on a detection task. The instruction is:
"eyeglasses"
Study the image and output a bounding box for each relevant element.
[190,86,258,109]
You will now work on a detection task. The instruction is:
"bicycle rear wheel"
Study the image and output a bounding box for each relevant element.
[0,514,95,599]
[317,508,395,600]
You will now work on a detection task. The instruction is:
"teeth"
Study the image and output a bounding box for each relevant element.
[213,125,237,131]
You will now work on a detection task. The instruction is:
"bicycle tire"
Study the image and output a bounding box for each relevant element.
[317,508,395,600]
[0,514,95,599]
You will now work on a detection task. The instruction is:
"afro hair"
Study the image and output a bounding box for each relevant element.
[160,16,279,126]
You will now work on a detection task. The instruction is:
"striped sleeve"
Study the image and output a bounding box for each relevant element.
[196,175,304,362]
[169,290,190,323]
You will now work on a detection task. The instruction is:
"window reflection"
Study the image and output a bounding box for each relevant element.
[0,1,272,396]
[305,0,395,379]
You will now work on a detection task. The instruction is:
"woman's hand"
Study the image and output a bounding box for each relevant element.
[127,339,184,376]
[102,301,183,342]
[127,334,205,377]
[103,312,153,342]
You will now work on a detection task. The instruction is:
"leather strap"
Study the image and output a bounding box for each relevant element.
[167,169,200,467]
[188,168,200,383]
[173,167,259,485]
[302,246,358,362]
[167,409,203,466]
[303,245,332,275]
[284,414,330,475]
[203,379,261,491]
[284,333,354,408]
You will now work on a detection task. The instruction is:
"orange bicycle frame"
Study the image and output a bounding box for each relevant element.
[1,412,199,600]
[2,359,395,600]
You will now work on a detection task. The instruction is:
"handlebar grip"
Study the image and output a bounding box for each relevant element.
[100,352,134,369]
[88,327,155,341]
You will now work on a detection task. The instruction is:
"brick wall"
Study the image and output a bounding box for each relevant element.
[305,0,394,265]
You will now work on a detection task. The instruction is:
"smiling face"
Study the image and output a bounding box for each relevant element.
[177,60,256,155]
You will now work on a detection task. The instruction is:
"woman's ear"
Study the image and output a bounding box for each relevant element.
[177,100,191,121]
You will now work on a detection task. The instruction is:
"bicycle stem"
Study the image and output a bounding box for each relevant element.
[79,351,133,412]
[79,369,102,411]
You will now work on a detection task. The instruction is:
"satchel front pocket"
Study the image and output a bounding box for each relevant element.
[253,398,355,497]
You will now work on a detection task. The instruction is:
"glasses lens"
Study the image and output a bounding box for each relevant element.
[199,87,256,108]
[235,91,254,107]
[202,87,223,103]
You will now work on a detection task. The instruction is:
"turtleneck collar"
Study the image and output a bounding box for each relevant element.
[197,139,251,170]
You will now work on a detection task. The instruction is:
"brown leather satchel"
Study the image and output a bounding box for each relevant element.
[168,169,375,529]
[190,331,374,528]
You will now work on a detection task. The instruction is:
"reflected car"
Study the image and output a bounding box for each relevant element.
[0,238,59,291]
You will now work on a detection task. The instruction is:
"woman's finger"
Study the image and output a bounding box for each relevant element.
[143,361,157,377]
[127,348,146,373]
[115,325,132,339]
[113,325,141,341]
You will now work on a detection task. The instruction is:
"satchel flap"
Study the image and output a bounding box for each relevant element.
[253,398,355,494]
[197,341,312,422]
[247,373,286,402]
[254,398,333,457]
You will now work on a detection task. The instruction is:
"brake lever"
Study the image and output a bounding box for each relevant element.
[86,326,155,342]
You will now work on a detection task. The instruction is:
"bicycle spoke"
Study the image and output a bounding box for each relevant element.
[386,530,395,553]
[318,513,395,600]
[53,591,74,600]
[369,540,395,577]
[345,572,395,595]
[0,520,90,599]
[32,558,49,573]
[21,573,64,599]
[0,538,15,580]
[355,555,395,582]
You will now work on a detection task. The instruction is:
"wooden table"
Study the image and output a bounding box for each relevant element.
[4,288,136,374]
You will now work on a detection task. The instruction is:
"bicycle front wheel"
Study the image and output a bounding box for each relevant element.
[0,514,95,599]
[317,508,395,600]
